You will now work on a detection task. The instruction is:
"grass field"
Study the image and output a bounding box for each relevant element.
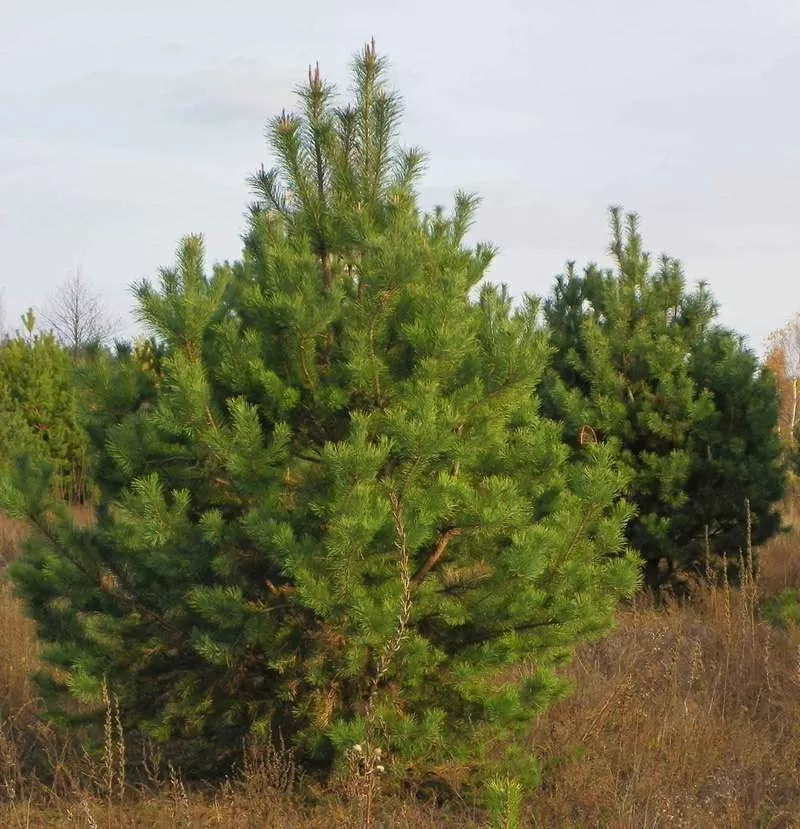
[1,508,799,828]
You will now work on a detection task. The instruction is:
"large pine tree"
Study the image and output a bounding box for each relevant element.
[543,209,785,588]
[2,44,639,781]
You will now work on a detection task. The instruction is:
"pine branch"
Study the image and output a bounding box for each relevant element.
[307,76,333,291]
[411,527,461,586]
[452,617,559,650]
[26,511,180,636]
[248,166,289,217]
[366,491,412,722]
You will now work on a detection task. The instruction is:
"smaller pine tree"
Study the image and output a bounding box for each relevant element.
[543,208,785,587]
[0,310,89,502]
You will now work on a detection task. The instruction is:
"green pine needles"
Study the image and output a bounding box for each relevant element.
[1,43,639,780]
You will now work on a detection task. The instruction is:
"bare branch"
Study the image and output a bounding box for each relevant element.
[44,270,115,356]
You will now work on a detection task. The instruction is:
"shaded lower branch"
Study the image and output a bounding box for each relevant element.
[411,527,462,586]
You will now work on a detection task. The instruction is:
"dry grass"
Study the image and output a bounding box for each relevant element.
[0,510,799,827]
[0,513,29,570]
[526,540,800,828]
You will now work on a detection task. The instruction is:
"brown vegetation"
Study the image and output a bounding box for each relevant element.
[0,509,799,827]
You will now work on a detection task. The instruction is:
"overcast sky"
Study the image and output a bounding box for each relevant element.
[2,0,798,353]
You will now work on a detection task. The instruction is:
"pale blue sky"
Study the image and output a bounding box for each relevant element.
[2,0,798,352]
